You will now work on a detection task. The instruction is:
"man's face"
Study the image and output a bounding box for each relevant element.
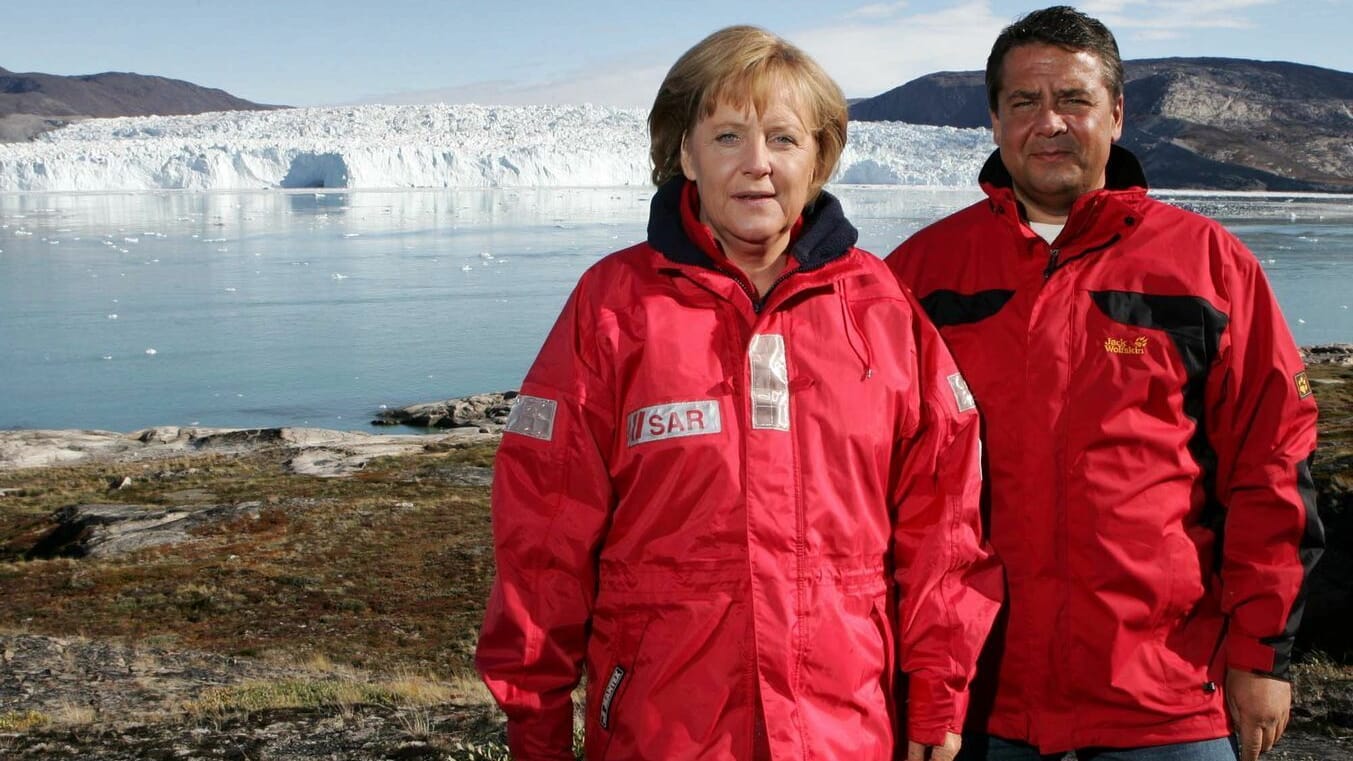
[990,43,1123,223]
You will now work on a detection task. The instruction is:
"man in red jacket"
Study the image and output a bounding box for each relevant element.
[887,6,1323,761]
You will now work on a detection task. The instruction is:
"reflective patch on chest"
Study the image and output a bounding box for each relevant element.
[948,372,976,414]
[625,400,722,447]
[504,394,557,441]
[749,333,790,430]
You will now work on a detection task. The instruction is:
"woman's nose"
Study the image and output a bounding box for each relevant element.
[740,138,772,176]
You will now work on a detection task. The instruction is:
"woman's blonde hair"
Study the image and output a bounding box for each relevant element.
[649,26,848,199]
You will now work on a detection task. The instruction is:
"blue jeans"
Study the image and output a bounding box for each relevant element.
[957,734,1239,761]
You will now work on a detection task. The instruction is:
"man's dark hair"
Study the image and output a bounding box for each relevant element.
[985,5,1123,112]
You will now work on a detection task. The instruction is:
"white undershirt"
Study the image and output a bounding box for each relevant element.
[1029,221,1065,244]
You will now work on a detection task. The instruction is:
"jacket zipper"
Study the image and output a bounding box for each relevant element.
[1042,234,1122,280]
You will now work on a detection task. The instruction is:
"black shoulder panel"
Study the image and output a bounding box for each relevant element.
[919,289,1016,329]
[1091,289,1232,564]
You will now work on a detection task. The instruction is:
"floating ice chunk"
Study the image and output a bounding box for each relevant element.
[124,236,138,243]
[343,233,361,238]
[224,287,237,292]
[1297,318,1307,324]
[145,348,158,355]
[107,314,118,320]
[461,264,473,271]
[479,251,495,260]
[102,355,113,360]
[331,273,349,280]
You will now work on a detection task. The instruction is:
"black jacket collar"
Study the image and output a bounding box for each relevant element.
[646,177,859,273]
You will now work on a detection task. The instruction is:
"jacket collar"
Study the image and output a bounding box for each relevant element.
[646,177,858,274]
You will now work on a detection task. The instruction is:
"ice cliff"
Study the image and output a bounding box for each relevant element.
[0,104,993,192]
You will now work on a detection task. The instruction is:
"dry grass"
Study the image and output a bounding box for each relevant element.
[0,710,48,732]
[0,448,496,676]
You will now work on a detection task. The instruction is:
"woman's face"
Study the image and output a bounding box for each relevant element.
[680,84,818,257]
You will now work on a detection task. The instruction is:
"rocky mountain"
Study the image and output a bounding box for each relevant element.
[0,65,280,141]
[850,58,1353,192]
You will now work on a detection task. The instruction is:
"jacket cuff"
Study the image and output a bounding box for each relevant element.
[906,673,967,747]
[505,712,576,761]
[1225,633,1279,676]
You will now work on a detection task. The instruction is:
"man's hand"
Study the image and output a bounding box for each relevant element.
[1227,667,1291,761]
[906,731,962,761]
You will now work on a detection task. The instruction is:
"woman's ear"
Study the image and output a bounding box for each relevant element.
[680,133,696,181]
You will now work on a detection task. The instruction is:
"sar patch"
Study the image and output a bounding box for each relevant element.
[504,394,557,441]
[1295,370,1313,399]
[948,372,977,414]
[626,400,722,447]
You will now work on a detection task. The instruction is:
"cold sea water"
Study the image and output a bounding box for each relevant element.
[1,187,1351,432]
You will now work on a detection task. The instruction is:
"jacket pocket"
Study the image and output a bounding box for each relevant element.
[585,610,653,760]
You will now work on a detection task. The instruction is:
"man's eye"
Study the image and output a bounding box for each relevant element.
[715,133,739,144]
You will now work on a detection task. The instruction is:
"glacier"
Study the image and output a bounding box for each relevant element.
[0,104,994,192]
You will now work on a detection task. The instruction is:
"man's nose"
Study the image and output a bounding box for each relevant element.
[1033,104,1068,136]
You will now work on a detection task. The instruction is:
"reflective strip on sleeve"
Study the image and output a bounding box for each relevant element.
[948,372,977,414]
[749,334,790,431]
[504,394,558,441]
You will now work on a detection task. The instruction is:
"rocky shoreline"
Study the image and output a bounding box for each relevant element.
[3,345,1348,475]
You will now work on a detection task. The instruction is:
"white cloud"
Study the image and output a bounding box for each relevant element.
[1080,0,1277,33]
[848,1,912,19]
[792,1,1006,97]
[361,1,1009,107]
[359,63,669,108]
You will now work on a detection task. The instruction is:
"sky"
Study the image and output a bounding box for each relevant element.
[5,0,1350,108]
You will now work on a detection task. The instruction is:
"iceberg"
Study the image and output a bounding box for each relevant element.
[0,104,993,192]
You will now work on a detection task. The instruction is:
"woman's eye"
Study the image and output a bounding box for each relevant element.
[715,133,739,144]
[771,134,798,145]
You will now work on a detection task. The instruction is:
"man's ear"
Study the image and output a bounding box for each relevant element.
[1110,93,1124,142]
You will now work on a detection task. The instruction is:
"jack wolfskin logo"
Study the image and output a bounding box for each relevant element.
[599,665,626,730]
[1105,336,1148,355]
[1295,371,1313,399]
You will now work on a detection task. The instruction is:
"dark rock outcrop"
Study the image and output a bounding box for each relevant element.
[849,58,1353,192]
[371,392,516,430]
[0,66,281,142]
[27,502,263,559]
